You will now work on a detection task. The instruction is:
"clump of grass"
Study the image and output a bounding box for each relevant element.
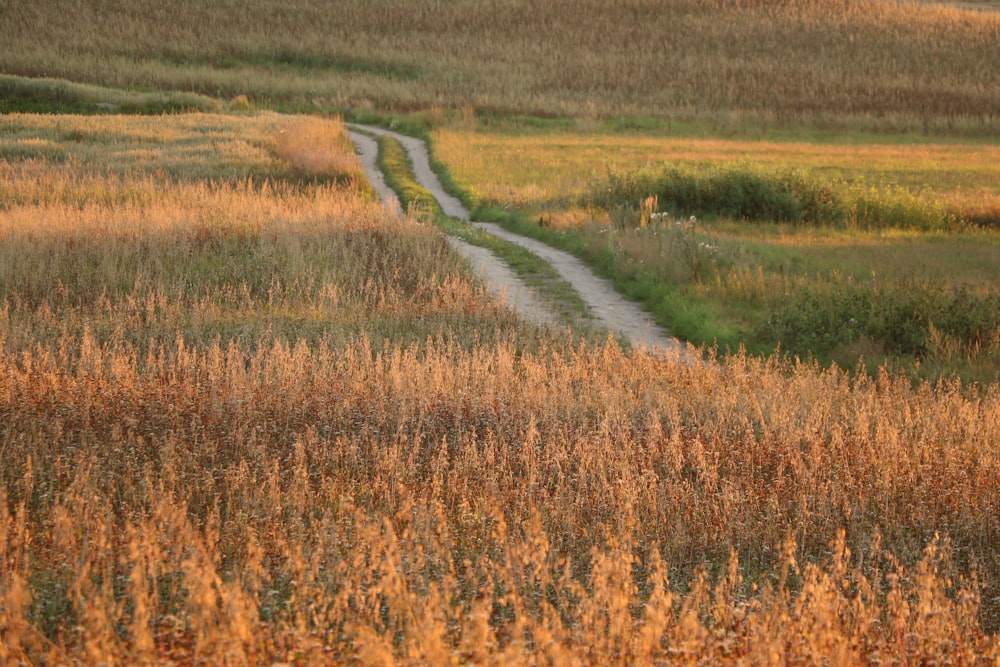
[760,277,1000,367]
[846,182,958,231]
[274,115,367,186]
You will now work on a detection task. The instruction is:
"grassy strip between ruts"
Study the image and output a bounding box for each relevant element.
[373,133,595,331]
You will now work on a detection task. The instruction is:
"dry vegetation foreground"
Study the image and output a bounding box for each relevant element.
[1,114,999,663]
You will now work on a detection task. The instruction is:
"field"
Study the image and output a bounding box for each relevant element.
[0,113,997,664]
[2,0,1000,133]
[430,127,1000,382]
[429,128,1000,221]
[3,0,1000,663]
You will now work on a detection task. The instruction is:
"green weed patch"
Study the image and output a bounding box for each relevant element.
[590,162,956,230]
[374,134,443,218]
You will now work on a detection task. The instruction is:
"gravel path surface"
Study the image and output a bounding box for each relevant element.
[348,124,683,353]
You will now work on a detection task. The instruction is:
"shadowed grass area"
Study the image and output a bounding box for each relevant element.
[0,73,225,115]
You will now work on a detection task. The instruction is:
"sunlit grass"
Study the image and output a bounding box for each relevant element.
[1,111,999,663]
[431,127,1000,219]
[0,113,531,353]
[1,112,283,181]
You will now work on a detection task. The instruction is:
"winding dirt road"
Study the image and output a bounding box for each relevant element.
[348,123,683,353]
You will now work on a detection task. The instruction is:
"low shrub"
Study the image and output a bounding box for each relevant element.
[762,279,1000,362]
[847,183,955,231]
[590,161,954,230]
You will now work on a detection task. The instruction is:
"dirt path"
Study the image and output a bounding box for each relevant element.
[348,123,682,353]
[349,128,558,327]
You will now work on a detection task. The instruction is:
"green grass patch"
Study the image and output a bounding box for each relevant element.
[467,200,1000,383]
[374,134,442,217]
[0,74,225,115]
[591,161,959,230]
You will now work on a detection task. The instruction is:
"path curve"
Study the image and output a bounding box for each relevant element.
[349,127,558,327]
[348,123,683,353]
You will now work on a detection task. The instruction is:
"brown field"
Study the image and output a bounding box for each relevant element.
[2,0,1000,132]
[1,114,998,663]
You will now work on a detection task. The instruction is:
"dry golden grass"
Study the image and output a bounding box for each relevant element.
[0,116,530,354]
[1,114,998,663]
[2,0,1000,132]
[2,331,999,663]
[274,116,366,182]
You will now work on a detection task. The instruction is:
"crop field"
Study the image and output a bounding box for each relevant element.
[430,128,1000,221]
[3,0,1000,663]
[2,0,1000,132]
